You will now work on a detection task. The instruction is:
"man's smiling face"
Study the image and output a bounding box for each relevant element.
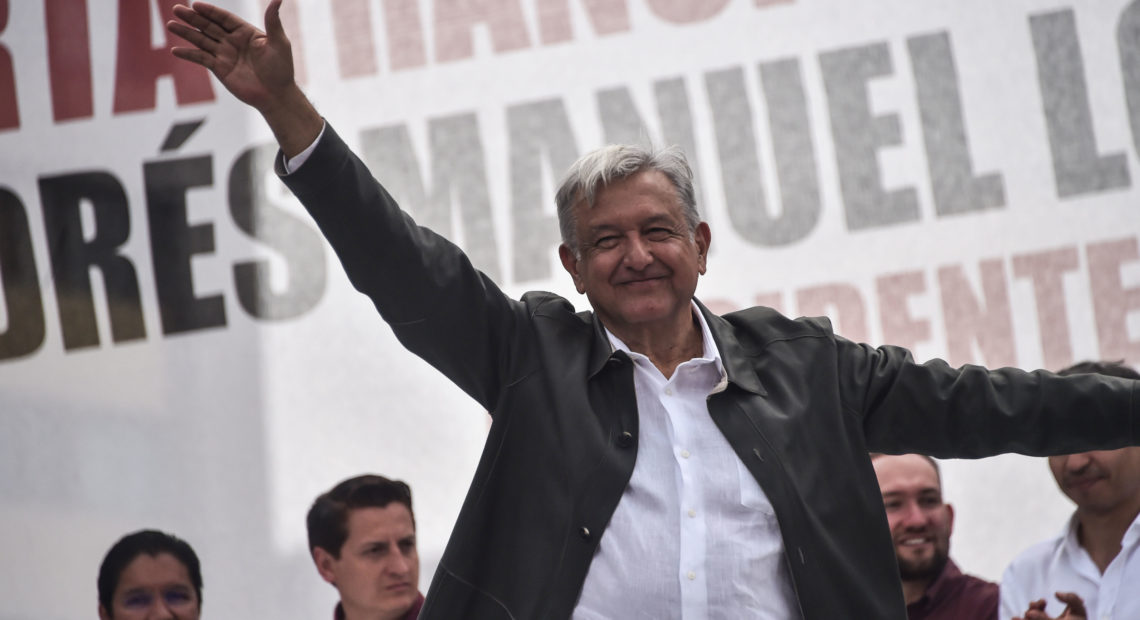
[558,169,709,340]
[873,454,954,581]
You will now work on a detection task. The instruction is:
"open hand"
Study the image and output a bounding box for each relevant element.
[167,0,295,112]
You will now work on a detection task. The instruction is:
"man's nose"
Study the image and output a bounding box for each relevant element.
[388,551,412,575]
[898,501,929,528]
[1065,452,1092,474]
[622,235,653,268]
[149,601,176,620]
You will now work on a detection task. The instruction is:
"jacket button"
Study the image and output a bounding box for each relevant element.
[616,431,633,448]
[579,526,591,540]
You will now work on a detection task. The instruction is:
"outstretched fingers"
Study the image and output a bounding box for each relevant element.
[167,20,220,54]
[184,1,253,35]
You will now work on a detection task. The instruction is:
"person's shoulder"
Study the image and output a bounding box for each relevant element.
[522,290,590,322]
[959,570,1000,597]
[1002,528,1067,583]
[999,530,1068,620]
[955,571,1000,618]
[717,304,836,343]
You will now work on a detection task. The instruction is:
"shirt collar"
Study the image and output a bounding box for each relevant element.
[1126,511,1140,547]
[603,301,726,376]
[1064,509,1140,554]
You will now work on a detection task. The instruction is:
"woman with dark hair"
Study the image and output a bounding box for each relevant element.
[97,529,202,620]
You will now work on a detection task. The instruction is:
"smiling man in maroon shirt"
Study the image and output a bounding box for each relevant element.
[873,453,999,620]
[307,475,425,620]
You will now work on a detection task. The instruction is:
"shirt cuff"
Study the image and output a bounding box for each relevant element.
[281,122,328,174]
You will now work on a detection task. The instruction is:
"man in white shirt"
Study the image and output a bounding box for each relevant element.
[1000,362,1140,620]
[166,3,1140,618]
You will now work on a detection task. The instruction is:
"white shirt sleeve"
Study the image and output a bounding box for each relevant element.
[281,122,327,174]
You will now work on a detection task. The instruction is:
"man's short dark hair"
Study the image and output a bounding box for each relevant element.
[1057,360,1140,380]
[307,474,415,559]
[97,529,203,615]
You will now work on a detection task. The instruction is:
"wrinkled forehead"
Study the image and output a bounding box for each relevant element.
[584,169,682,210]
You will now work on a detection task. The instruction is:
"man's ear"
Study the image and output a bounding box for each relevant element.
[695,222,711,275]
[98,603,111,620]
[945,503,955,536]
[312,547,338,585]
[558,244,585,294]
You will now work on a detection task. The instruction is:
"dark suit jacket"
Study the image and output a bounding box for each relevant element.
[281,124,1139,619]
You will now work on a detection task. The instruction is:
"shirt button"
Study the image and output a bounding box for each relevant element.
[686,571,696,580]
[688,509,696,518]
[664,388,673,396]
[680,449,690,459]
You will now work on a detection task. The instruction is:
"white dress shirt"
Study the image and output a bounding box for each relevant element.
[572,304,798,620]
[1000,512,1140,620]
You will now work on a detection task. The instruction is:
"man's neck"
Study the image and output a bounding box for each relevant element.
[1076,496,1140,574]
[611,316,704,379]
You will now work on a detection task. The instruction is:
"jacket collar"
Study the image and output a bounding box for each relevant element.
[586,297,767,396]
[697,299,767,396]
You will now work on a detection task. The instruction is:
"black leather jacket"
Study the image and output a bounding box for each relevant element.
[282,124,1138,620]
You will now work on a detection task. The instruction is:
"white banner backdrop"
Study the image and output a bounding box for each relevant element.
[2,0,1139,617]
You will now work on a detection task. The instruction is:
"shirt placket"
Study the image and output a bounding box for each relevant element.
[667,362,711,620]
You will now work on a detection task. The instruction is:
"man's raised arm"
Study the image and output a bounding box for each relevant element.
[167,0,322,157]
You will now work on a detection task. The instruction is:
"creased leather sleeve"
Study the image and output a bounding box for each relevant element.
[278,123,529,412]
[835,334,1138,458]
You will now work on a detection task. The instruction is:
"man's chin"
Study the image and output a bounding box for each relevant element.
[898,553,948,581]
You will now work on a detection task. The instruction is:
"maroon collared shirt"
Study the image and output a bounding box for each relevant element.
[334,593,425,620]
[906,559,998,620]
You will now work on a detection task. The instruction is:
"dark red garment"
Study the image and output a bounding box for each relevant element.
[906,560,998,620]
[334,592,425,620]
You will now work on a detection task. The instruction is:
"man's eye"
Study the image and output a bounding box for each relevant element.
[646,228,672,240]
[123,593,153,608]
[595,236,619,249]
[163,590,192,604]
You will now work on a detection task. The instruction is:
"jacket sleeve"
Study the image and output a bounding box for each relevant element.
[278,123,525,411]
[833,335,1139,458]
